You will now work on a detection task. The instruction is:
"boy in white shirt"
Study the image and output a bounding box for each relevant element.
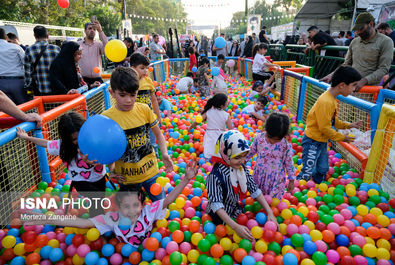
[242,96,268,122]
[176,72,194,94]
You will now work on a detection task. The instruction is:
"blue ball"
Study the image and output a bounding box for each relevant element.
[334,153,342,158]
[98,258,109,265]
[283,253,298,265]
[242,256,256,265]
[118,217,132,230]
[193,188,203,197]
[303,240,317,255]
[365,257,375,265]
[65,234,74,245]
[347,206,357,216]
[211,67,220,76]
[214,37,226,49]
[361,222,372,229]
[301,233,312,242]
[204,222,216,234]
[10,256,25,265]
[283,238,292,246]
[102,244,115,257]
[256,212,267,225]
[85,252,100,265]
[121,244,136,257]
[7,228,19,237]
[336,234,349,246]
[192,66,198,72]
[40,245,53,259]
[49,248,63,263]
[142,249,155,262]
[42,224,55,233]
[151,232,163,242]
[169,210,180,219]
[161,237,171,248]
[78,115,127,164]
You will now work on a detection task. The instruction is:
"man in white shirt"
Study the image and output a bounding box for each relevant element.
[0,28,28,104]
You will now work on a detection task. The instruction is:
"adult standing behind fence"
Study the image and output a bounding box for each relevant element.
[150,34,166,60]
[307,26,339,57]
[0,28,28,105]
[321,13,394,91]
[24,26,60,96]
[78,20,108,88]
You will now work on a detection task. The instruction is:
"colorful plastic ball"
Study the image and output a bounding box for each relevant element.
[204,222,216,234]
[87,228,100,241]
[291,234,304,247]
[146,237,160,251]
[303,240,317,255]
[198,238,211,252]
[85,252,100,265]
[256,212,267,225]
[102,243,115,257]
[220,238,233,251]
[326,249,340,263]
[336,234,350,246]
[242,256,256,265]
[49,248,63,263]
[2,235,16,248]
[233,248,248,263]
[283,253,298,265]
[362,244,377,258]
[312,251,328,265]
[77,244,90,257]
[169,251,183,265]
[251,226,263,239]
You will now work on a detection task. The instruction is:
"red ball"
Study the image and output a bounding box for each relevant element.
[377,203,390,213]
[307,211,319,223]
[90,238,104,251]
[49,182,57,188]
[57,0,69,8]
[72,234,85,247]
[389,198,395,209]
[245,211,254,220]
[298,251,308,261]
[316,222,327,231]
[263,253,276,265]
[340,256,356,265]
[236,214,248,225]
[22,231,37,244]
[263,229,275,242]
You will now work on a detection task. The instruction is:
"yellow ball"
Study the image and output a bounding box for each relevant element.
[104,39,127,62]
[182,218,191,226]
[2,236,16,248]
[181,253,187,264]
[272,198,280,207]
[86,228,100,241]
[370,207,383,217]
[225,224,234,235]
[306,190,317,198]
[195,115,203,123]
[175,197,185,209]
[13,243,25,256]
[328,187,335,195]
[48,239,59,248]
[298,180,307,186]
[169,203,177,211]
[140,262,149,265]
[346,188,356,197]
[172,106,178,112]
[63,227,75,234]
[357,205,369,216]
[230,243,239,254]
[310,230,323,241]
[304,220,315,231]
[363,243,377,258]
[377,215,390,227]
[279,223,287,235]
[377,248,390,260]
[220,238,232,251]
[365,237,375,245]
[152,260,162,265]
[377,239,391,250]
[178,209,185,219]
[187,249,200,263]
[45,187,53,193]
[165,209,170,219]
[282,245,293,255]
[233,232,242,243]
[255,240,268,253]
[157,177,166,187]
[72,254,85,265]
[191,233,203,246]
[298,206,309,217]
[301,259,315,265]
[368,189,379,196]
[156,219,168,228]
[281,209,293,220]
[251,226,263,239]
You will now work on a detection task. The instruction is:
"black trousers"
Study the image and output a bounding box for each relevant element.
[252,71,274,82]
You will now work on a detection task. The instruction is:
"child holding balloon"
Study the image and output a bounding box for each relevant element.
[16,112,107,216]
[206,130,278,240]
[189,93,233,160]
[26,162,198,247]
[188,46,197,75]
[246,113,296,199]
[103,67,173,201]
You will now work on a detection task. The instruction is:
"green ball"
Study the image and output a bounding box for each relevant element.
[327,202,337,210]
[319,205,330,213]
[349,244,363,256]
[290,234,304,247]
[197,254,208,265]
[158,162,164,168]
[193,182,201,188]
[333,188,343,195]
[312,251,327,265]
[365,201,376,209]
[184,231,192,242]
[198,239,211,252]
[252,201,262,212]
[245,205,253,212]
[191,216,201,223]
[349,196,360,206]
[333,194,344,205]
[239,239,252,252]
[168,221,180,232]
[62,185,70,193]
[169,251,183,265]
[183,135,189,141]
[203,257,216,265]
[205,234,217,245]
[50,188,61,196]
[321,214,334,225]
[369,195,381,205]
[172,152,179,158]
[256,262,266,265]
[38,181,48,190]
[195,175,204,183]
[323,194,333,204]
[268,241,281,255]
[220,255,233,265]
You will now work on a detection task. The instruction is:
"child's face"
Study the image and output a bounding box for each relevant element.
[259,48,267,55]
[193,81,198,86]
[110,89,137,112]
[132,65,148,79]
[340,81,358,96]
[71,131,79,145]
[254,101,264,111]
[218,59,224,65]
[155,94,162,103]
[229,151,249,169]
[119,194,144,224]
[255,86,263,92]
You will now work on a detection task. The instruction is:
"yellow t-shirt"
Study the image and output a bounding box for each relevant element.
[305,90,350,143]
[137,76,155,109]
[102,103,159,184]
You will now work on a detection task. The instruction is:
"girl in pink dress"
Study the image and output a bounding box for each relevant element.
[247,113,296,199]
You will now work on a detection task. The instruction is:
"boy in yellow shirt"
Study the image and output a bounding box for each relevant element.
[103,67,173,201]
[297,66,362,183]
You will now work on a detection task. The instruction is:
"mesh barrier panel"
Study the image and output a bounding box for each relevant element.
[353,92,375,103]
[302,83,326,123]
[331,142,363,172]
[164,61,170,78]
[283,75,301,116]
[154,64,163,82]
[384,98,395,105]
[86,90,106,116]
[239,59,246,77]
[246,61,253,80]
[0,132,41,223]
[313,56,344,79]
[169,61,187,77]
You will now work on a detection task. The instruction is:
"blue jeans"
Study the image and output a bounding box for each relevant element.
[296,135,329,184]
[149,129,159,157]
[120,173,165,202]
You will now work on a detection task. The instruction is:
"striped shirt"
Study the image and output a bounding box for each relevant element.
[24,41,60,94]
[206,163,262,219]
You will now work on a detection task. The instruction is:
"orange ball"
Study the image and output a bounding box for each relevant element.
[146,237,159,251]
[172,230,184,243]
[2,248,15,261]
[215,224,227,238]
[367,226,381,239]
[129,251,141,264]
[24,243,36,253]
[364,214,377,225]
[210,244,224,258]
[290,215,302,226]
[189,220,201,233]
[355,226,367,237]
[233,248,247,263]
[93,67,100,74]
[115,242,125,253]
[337,246,351,257]
[191,196,201,207]
[150,183,162,196]
[26,253,41,265]
[322,230,335,243]
[380,228,391,240]
[35,234,49,248]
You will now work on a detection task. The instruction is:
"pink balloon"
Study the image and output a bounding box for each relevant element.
[57,233,66,243]
[328,223,340,234]
[46,231,57,240]
[352,235,366,247]
[344,220,356,232]
[306,198,317,206]
[110,253,123,265]
[388,223,395,234]
[252,252,263,261]
[299,225,310,234]
[247,219,259,230]
[286,224,298,235]
[377,260,391,265]
[264,221,277,232]
[226,59,235,68]
[66,244,77,257]
[277,202,288,211]
[158,36,166,46]
[340,209,353,220]
[59,242,67,252]
[40,260,52,265]
[185,207,196,218]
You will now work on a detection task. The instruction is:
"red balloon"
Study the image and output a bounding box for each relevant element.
[245,211,254,220]
[57,0,69,8]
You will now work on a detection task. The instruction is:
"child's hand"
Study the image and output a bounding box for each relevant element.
[109,173,126,183]
[344,134,355,142]
[184,161,198,181]
[350,121,363,129]
[287,180,294,193]
[233,224,254,241]
[16,127,29,140]
[162,154,174,173]
[267,213,280,230]
[78,150,99,165]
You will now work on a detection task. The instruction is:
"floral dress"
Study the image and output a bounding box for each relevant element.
[247,132,295,199]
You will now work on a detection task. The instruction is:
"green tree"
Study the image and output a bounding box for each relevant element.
[88,4,122,36]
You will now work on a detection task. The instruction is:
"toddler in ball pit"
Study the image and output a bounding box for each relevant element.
[25,163,197,247]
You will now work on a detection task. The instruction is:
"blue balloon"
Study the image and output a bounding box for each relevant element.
[142,249,155,262]
[85,252,100,265]
[336,234,349,246]
[256,212,267,225]
[78,115,127,164]
[192,66,198,72]
[283,253,298,265]
[118,217,132,230]
[98,258,109,265]
[49,248,63,263]
[214,37,226,49]
[211,67,220,76]
[303,240,317,255]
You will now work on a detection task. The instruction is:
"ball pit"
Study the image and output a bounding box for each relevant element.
[2,75,394,265]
